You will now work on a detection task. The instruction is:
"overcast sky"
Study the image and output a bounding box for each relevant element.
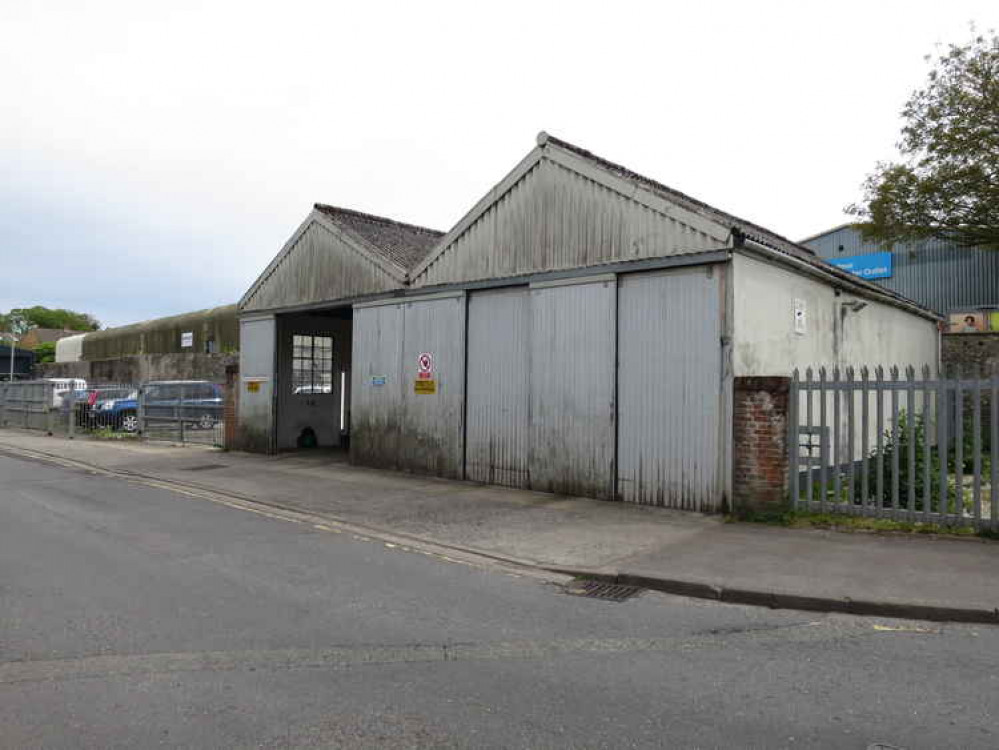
[2,1,997,328]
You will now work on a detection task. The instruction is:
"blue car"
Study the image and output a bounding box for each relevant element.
[136,380,224,432]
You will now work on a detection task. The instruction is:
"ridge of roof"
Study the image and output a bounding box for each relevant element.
[313,204,444,239]
[314,204,444,271]
[538,132,817,260]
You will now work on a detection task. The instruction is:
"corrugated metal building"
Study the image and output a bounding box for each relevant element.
[237,132,940,512]
[801,224,999,316]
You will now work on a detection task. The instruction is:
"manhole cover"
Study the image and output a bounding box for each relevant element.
[564,579,643,602]
[183,463,227,472]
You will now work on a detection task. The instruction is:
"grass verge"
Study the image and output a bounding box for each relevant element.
[730,509,999,541]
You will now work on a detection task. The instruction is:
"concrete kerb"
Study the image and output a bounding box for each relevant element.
[547,568,999,626]
[4,437,999,627]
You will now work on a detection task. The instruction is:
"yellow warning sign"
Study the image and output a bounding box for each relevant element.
[414,379,437,394]
[246,381,261,393]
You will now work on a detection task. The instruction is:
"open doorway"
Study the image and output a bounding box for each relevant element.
[274,307,352,451]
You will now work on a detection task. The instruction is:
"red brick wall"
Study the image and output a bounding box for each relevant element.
[733,376,790,513]
[223,364,239,450]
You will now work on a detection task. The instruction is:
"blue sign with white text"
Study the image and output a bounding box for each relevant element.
[827,251,893,280]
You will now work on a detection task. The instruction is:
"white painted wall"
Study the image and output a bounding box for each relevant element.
[731,251,939,376]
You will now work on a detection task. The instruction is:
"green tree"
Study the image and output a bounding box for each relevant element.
[847,31,999,249]
[0,306,101,333]
[33,341,56,364]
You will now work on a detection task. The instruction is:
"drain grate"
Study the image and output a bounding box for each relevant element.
[564,578,644,602]
[183,464,227,472]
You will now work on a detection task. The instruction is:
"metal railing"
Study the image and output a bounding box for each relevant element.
[790,366,998,529]
[1,379,228,449]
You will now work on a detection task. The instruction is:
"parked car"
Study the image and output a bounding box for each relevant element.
[82,387,140,430]
[137,380,223,432]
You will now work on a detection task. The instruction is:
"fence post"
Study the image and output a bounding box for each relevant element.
[846,366,856,512]
[178,383,185,445]
[832,366,841,508]
[789,370,800,509]
[67,386,75,439]
[804,367,814,506]
[860,366,870,512]
[906,366,917,519]
[955,375,964,521]
[46,384,55,436]
[922,365,932,523]
[818,366,828,514]
[138,385,146,438]
[972,376,982,526]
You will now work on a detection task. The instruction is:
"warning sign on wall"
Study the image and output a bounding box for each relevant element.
[417,352,434,380]
[414,379,437,394]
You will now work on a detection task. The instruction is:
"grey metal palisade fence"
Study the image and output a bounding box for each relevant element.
[789,366,999,529]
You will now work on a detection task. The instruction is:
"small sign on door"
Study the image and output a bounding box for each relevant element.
[417,352,434,380]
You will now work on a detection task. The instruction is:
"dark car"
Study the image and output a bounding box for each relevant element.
[75,386,138,430]
[138,380,223,432]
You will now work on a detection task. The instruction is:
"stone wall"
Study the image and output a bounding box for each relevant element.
[941,333,999,376]
[733,376,790,514]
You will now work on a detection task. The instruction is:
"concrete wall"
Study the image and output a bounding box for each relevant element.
[731,251,939,376]
[275,313,352,450]
[237,315,276,452]
[39,353,237,383]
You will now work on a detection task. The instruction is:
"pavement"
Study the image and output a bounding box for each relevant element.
[2,428,998,625]
[6,448,998,748]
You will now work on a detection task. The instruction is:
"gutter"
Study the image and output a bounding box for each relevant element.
[732,232,941,323]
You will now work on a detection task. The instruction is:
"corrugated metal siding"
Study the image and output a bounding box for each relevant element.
[242,221,402,313]
[415,157,724,288]
[398,295,466,478]
[351,294,466,478]
[350,303,404,470]
[465,287,531,487]
[805,227,999,314]
[617,267,723,510]
[83,305,239,360]
[529,277,616,499]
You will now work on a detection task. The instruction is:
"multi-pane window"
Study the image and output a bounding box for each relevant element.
[292,334,333,393]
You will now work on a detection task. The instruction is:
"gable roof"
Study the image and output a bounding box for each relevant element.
[313,204,443,271]
[411,131,818,280]
[541,134,817,261]
[239,206,444,311]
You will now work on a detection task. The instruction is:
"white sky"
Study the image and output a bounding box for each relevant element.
[1,0,996,327]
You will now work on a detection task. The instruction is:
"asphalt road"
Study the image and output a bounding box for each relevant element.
[1,452,997,749]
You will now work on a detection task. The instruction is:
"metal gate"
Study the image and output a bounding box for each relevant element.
[617,267,724,510]
[790,367,998,529]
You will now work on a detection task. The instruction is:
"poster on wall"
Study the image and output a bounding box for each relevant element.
[181,331,194,348]
[948,313,989,333]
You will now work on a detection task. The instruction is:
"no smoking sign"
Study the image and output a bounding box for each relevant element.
[417,352,434,380]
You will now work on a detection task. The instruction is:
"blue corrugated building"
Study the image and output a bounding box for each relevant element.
[802,224,999,319]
